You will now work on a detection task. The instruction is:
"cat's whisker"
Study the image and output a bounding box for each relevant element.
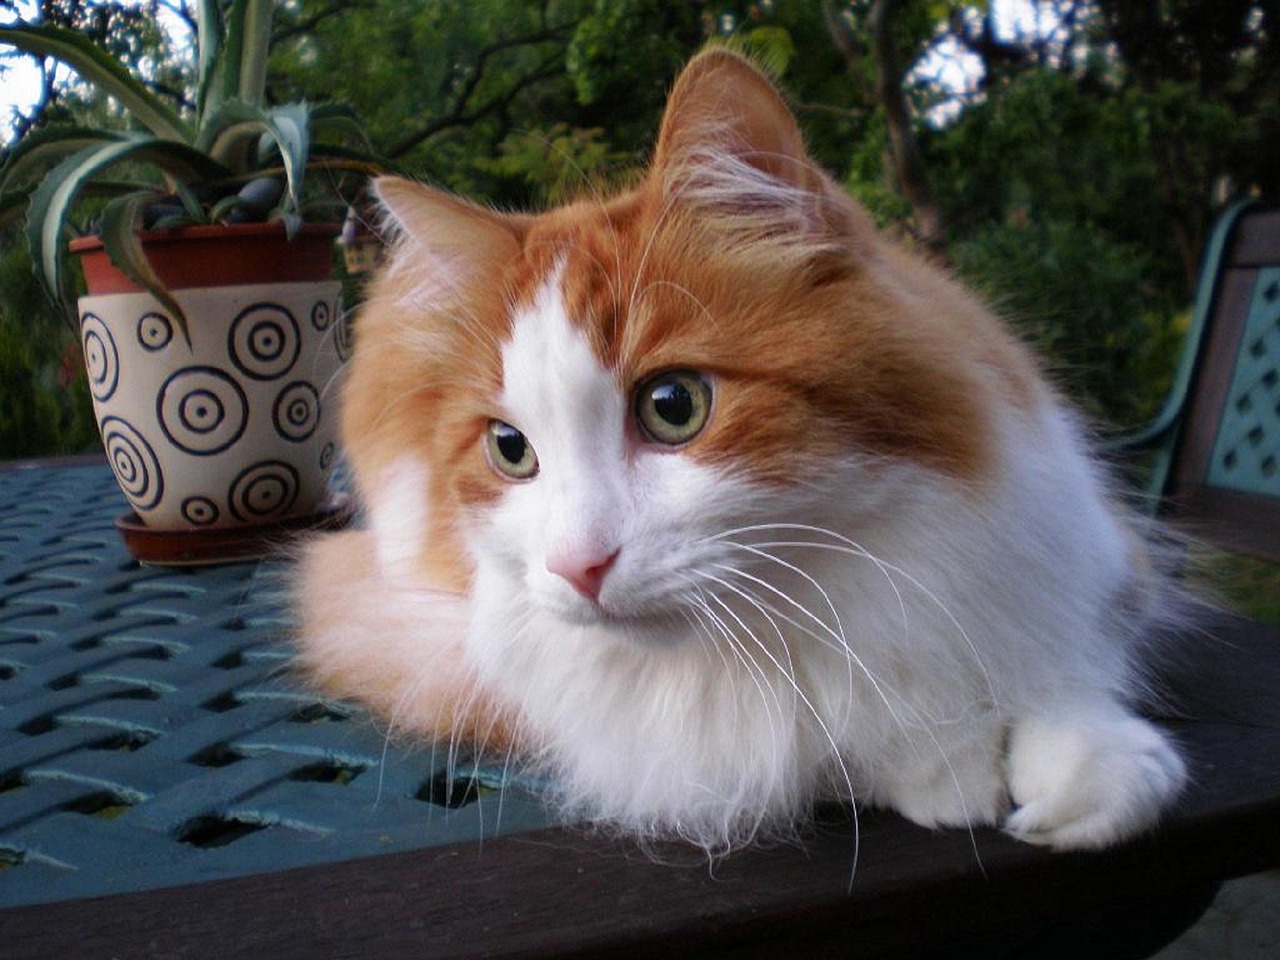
[705,522,911,650]
[698,575,800,700]
[706,540,991,864]
[698,586,862,884]
[706,563,924,763]
[689,592,779,719]
[686,589,787,748]
[493,726,529,839]
[375,636,460,806]
[710,542,896,700]
[467,688,511,843]
[719,540,851,658]
[315,359,347,408]
[679,604,745,707]
[706,522,997,715]
[702,570,978,878]
[754,538,998,716]
[685,595,796,828]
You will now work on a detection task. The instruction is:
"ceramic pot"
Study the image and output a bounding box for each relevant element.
[71,223,352,562]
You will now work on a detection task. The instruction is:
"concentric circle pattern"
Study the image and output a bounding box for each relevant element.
[81,313,119,402]
[101,416,163,510]
[273,381,321,442]
[229,304,300,380]
[137,312,174,351]
[158,367,248,456]
[81,282,340,530]
[310,299,332,332]
[180,496,220,526]
[229,461,300,521]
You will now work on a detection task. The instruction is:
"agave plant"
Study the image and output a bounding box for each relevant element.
[0,0,381,343]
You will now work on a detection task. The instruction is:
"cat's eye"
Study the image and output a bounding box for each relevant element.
[634,370,712,446]
[486,420,538,480]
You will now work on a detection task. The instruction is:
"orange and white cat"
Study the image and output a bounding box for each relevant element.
[296,49,1186,854]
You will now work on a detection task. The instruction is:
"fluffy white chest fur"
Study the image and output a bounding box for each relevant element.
[295,49,1187,858]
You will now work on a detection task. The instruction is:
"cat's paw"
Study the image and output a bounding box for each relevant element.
[1004,706,1186,849]
[873,732,1009,832]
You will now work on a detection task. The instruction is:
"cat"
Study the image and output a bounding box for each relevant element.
[295,48,1188,856]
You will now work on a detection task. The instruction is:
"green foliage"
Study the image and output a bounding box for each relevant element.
[845,115,914,227]
[566,0,700,109]
[0,228,97,458]
[951,218,1184,427]
[725,26,797,77]
[477,123,630,206]
[928,67,1243,300]
[0,308,63,457]
[1203,552,1280,626]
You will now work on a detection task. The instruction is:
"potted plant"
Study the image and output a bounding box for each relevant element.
[0,1,382,563]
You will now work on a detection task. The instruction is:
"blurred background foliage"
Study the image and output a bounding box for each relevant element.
[2,0,1278,457]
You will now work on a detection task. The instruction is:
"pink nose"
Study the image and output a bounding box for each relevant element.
[547,548,618,601]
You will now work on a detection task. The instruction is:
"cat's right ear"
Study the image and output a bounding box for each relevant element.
[373,176,523,277]
[650,50,873,259]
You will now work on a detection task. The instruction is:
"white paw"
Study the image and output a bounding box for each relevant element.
[873,728,1009,832]
[1004,706,1186,849]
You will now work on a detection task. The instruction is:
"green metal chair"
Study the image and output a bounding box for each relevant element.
[1115,200,1280,561]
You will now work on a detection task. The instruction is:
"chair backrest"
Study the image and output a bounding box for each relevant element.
[1161,203,1280,561]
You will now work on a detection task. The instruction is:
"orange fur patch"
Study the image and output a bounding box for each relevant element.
[343,50,1046,592]
[295,530,523,752]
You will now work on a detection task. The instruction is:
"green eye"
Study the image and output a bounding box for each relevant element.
[486,420,538,479]
[635,370,712,445]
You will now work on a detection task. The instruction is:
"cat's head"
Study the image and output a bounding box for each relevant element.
[341,50,1028,635]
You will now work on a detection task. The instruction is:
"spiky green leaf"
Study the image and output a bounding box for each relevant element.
[195,0,226,123]
[213,0,250,111]
[237,0,275,107]
[0,22,190,142]
[1,126,123,193]
[173,180,208,223]
[198,99,268,159]
[25,135,230,311]
[202,101,310,230]
[99,192,193,347]
[261,103,310,225]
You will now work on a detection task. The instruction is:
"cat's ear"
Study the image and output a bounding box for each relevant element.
[652,49,867,251]
[654,49,812,189]
[373,176,523,276]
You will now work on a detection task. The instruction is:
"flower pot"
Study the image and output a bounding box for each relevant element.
[71,223,353,564]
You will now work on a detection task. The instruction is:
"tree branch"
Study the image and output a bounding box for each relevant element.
[830,0,943,247]
[387,51,565,159]
[271,0,377,45]
[385,25,574,159]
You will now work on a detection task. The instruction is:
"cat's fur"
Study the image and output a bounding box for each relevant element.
[296,49,1187,854]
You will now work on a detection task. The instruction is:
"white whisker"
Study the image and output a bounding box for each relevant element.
[708,522,998,714]
[698,586,862,884]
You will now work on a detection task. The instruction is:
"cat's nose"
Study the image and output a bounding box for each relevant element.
[547,547,619,602]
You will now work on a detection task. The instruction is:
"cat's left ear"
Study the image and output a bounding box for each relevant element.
[652,49,868,250]
[373,176,524,279]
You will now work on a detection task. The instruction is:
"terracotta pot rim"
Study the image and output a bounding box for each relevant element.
[69,221,341,254]
[72,222,342,295]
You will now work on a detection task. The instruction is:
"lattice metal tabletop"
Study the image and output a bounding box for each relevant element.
[0,462,557,908]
